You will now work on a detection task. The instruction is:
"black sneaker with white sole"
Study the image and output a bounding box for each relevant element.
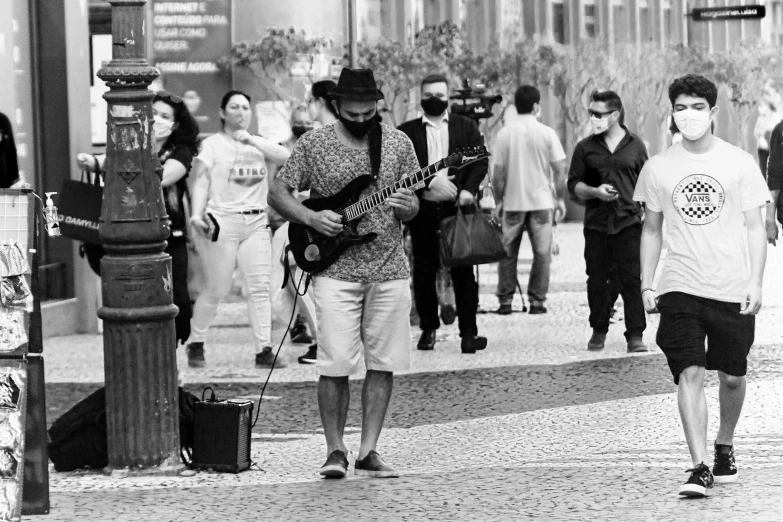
[298,344,317,364]
[354,450,398,478]
[678,462,714,498]
[713,444,738,484]
[319,449,348,479]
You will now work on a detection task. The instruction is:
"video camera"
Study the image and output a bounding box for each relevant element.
[449,79,503,121]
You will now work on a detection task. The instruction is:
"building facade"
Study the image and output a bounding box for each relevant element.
[1,0,781,335]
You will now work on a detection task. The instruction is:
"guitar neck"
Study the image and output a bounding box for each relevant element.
[342,159,447,221]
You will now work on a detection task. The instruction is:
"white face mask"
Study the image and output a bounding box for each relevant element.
[153,119,174,140]
[590,116,610,135]
[673,109,712,141]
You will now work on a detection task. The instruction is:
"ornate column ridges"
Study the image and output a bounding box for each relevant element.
[96,0,180,471]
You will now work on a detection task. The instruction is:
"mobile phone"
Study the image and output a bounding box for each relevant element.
[204,212,220,242]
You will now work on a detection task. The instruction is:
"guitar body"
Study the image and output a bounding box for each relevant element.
[286,145,490,274]
[288,175,378,273]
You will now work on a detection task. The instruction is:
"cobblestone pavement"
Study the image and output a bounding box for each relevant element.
[33,224,783,520]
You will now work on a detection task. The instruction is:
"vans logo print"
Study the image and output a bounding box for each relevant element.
[672,174,725,225]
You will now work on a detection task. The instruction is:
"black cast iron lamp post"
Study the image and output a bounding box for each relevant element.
[96,0,181,471]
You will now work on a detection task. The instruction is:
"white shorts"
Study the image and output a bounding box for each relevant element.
[313,277,411,377]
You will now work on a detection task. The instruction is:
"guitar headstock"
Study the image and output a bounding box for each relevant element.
[444,146,491,169]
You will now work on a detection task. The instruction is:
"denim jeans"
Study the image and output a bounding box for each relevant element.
[496,209,552,305]
[583,224,646,339]
[190,212,272,350]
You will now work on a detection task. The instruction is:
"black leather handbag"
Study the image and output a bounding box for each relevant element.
[438,203,506,268]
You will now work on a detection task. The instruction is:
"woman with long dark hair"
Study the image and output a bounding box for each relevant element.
[76,91,200,345]
[186,90,290,368]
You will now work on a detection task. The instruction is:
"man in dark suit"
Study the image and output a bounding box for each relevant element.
[398,75,488,354]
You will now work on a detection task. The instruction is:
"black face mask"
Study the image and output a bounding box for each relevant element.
[421,97,449,117]
[338,113,377,139]
[291,125,312,138]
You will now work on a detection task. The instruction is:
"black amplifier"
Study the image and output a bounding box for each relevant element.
[192,395,253,473]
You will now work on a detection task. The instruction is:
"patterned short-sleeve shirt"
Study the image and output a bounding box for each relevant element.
[277,123,420,284]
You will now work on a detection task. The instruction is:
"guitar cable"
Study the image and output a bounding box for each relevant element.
[250,259,311,429]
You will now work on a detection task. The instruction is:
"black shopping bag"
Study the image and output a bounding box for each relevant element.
[438,204,506,268]
[58,168,102,244]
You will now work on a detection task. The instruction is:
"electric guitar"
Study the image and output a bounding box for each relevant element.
[288,146,490,273]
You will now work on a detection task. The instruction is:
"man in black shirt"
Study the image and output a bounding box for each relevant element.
[0,112,20,189]
[567,89,648,353]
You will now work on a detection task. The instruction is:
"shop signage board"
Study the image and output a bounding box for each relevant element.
[691,5,765,21]
[151,0,233,134]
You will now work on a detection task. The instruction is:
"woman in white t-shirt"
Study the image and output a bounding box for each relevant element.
[186,90,290,368]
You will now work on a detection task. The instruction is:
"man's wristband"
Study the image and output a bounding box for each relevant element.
[641,287,655,294]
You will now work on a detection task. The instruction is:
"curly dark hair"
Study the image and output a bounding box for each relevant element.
[668,74,718,108]
[153,91,200,156]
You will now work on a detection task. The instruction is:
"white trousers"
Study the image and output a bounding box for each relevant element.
[189,212,271,350]
[270,222,317,347]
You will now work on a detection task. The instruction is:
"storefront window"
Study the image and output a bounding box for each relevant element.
[553,0,565,44]
[0,1,36,188]
[585,1,596,38]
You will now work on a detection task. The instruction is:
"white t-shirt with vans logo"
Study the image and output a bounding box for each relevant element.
[196,133,268,214]
[633,138,771,303]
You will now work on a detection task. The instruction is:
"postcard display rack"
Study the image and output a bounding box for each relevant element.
[0,189,49,519]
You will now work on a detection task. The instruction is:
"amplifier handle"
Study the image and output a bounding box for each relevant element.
[201,386,216,402]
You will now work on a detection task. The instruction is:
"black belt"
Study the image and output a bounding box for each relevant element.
[238,209,264,215]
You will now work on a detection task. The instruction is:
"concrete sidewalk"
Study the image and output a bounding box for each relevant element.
[31,223,783,520]
[29,379,783,520]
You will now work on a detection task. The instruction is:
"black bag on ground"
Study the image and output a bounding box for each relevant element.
[48,387,199,472]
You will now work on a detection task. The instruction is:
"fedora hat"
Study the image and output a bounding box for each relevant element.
[330,68,384,102]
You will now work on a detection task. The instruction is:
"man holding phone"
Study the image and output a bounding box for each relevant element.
[567,89,649,352]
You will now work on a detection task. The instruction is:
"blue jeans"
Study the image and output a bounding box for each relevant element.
[496,209,552,305]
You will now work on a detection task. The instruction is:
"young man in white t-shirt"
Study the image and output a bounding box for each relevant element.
[633,74,771,498]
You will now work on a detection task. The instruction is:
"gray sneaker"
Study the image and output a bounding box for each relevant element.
[354,450,399,478]
[320,450,348,479]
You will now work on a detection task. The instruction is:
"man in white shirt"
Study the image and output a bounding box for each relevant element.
[398,75,489,354]
[634,74,770,498]
[493,85,566,315]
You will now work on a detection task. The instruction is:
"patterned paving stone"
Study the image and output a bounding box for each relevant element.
[29,381,783,520]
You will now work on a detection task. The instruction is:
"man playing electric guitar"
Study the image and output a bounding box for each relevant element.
[269,68,420,479]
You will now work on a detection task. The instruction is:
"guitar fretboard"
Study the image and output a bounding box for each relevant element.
[340,159,447,221]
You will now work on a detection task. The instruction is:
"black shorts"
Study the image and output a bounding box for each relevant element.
[656,292,755,385]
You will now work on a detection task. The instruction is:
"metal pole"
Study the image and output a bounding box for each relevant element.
[97,0,181,471]
[348,0,359,68]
